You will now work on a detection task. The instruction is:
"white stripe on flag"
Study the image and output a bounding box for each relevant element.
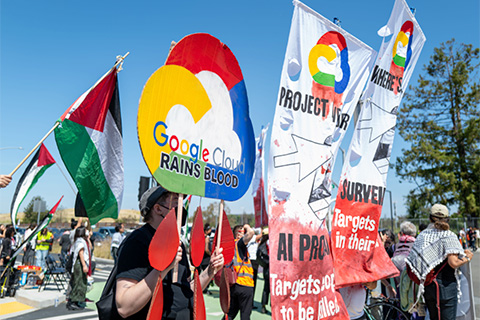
[86,112,123,209]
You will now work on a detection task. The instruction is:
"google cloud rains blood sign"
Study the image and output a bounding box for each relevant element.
[138,33,255,200]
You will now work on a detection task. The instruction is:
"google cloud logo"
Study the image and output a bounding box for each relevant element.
[138,33,255,201]
[392,21,414,69]
[308,31,350,94]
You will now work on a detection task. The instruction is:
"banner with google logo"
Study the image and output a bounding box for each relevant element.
[267,1,376,319]
[331,0,426,288]
[138,33,255,201]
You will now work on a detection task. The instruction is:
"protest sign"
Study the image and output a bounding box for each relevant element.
[331,0,426,287]
[268,1,376,318]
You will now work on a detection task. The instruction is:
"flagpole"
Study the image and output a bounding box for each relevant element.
[9,122,60,176]
[56,163,77,195]
[9,52,130,177]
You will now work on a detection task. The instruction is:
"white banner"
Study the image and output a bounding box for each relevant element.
[252,125,269,227]
[332,0,426,287]
[267,1,376,318]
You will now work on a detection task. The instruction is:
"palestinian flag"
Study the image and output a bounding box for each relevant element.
[10,144,55,228]
[54,66,123,225]
[9,196,63,264]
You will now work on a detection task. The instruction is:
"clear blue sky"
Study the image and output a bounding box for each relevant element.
[1,0,479,221]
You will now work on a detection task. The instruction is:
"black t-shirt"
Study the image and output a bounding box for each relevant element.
[435,259,456,283]
[236,238,248,261]
[116,224,193,320]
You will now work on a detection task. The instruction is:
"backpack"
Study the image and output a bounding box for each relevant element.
[406,260,447,286]
[65,254,73,274]
[96,232,133,320]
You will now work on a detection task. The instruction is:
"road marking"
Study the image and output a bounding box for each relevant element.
[36,310,98,320]
[0,301,33,315]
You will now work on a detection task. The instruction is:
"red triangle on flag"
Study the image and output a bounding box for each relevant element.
[60,70,117,132]
[38,144,56,167]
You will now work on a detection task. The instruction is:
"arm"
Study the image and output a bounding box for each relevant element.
[380,279,396,297]
[193,247,224,291]
[78,248,88,274]
[242,224,255,245]
[447,250,473,269]
[205,237,211,256]
[115,245,182,318]
[363,281,377,291]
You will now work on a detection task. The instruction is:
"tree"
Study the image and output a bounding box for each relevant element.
[23,196,49,224]
[396,39,480,218]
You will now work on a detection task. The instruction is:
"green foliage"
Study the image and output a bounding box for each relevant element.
[23,196,49,224]
[396,39,480,218]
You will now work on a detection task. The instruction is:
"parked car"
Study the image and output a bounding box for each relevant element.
[91,231,107,245]
[98,226,116,238]
[53,228,69,241]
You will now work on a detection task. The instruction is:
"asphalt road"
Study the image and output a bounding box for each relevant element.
[3,251,479,320]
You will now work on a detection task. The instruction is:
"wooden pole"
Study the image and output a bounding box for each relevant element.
[216,200,225,252]
[172,193,184,282]
[9,122,60,176]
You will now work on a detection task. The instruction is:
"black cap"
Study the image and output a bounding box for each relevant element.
[139,186,169,216]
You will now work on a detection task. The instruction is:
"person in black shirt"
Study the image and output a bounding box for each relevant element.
[115,186,224,319]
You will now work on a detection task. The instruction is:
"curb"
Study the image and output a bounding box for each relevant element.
[15,288,66,309]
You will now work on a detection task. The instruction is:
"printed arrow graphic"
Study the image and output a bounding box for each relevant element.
[356,99,397,142]
[274,134,332,182]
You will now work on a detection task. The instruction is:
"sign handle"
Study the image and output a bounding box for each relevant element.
[172,193,184,282]
[216,200,225,252]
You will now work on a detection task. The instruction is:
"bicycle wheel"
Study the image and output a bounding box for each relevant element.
[366,301,410,320]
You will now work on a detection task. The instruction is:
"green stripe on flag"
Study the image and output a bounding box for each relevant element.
[55,119,118,224]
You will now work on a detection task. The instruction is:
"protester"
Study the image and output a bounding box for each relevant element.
[69,218,81,252]
[0,227,16,266]
[406,204,473,320]
[59,227,73,264]
[225,224,255,320]
[35,227,53,271]
[392,221,417,273]
[418,223,428,233]
[246,227,262,309]
[380,228,396,258]
[257,227,270,314]
[110,223,125,264]
[0,174,12,188]
[380,229,397,298]
[115,186,224,319]
[67,226,92,310]
[339,282,377,320]
[475,227,480,249]
[466,226,476,251]
[0,224,6,253]
[459,227,466,249]
[22,223,37,265]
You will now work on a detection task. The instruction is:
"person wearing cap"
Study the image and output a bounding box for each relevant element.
[115,186,224,319]
[226,224,255,320]
[406,204,473,320]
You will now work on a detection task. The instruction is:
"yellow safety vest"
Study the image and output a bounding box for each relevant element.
[36,232,53,251]
[233,240,254,287]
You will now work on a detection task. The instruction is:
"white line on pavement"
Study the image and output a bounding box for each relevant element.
[36,310,98,320]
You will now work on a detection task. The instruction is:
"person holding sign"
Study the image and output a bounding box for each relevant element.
[115,186,224,319]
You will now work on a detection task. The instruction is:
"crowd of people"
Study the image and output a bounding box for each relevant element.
[1,173,478,320]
